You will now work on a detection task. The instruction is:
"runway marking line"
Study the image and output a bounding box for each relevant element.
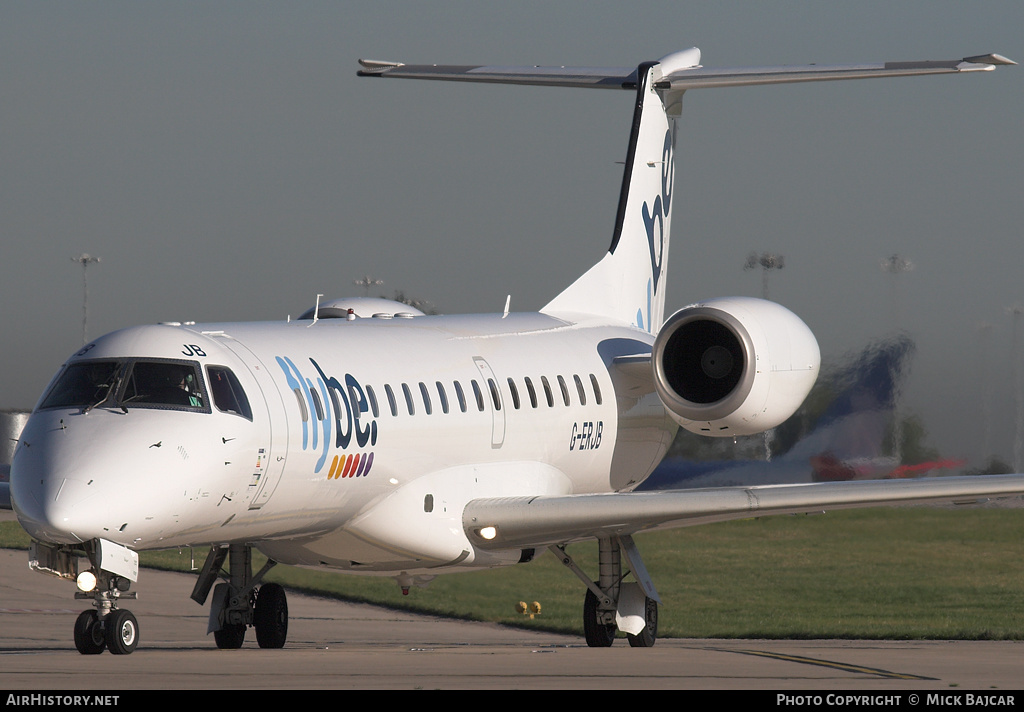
[711,647,935,680]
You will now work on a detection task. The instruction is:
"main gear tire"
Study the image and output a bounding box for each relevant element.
[583,585,616,648]
[254,583,288,649]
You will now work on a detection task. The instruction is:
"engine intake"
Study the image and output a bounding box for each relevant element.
[653,297,819,436]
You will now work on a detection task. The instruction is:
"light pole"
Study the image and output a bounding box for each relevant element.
[354,275,384,297]
[880,254,914,330]
[977,322,995,468]
[1008,305,1024,473]
[879,254,915,465]
[743,251,784,301]
[72,253,100,344]
[743,251,784,460]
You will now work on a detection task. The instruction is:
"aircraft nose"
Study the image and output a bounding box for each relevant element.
[10,414,126,545]
[15,475,106,544]
[11,441,110,544]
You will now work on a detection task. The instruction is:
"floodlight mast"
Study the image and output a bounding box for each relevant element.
[72,253,100,345]
[880,253,915,464]
[1008,305,1024,472]
[880,253,915,330]
[744,251,784,301]
[354,275,384,297]
[741,251,786,460]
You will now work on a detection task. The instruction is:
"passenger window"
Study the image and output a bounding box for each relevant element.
[471,380,485,411]
[327,387,343,423]
[402,383,415,415]
[436,382,449,414]
[454,381,467,412]
[292,388,308,421]
[507,378,520,409]
[557,375,570,406]
[384,384,398,416]
[347,384,364,419]
[366,385,380,418]
[541,376,554,407]
[590,374,603,406]
[487,378,501,411]
[524,377,538,408]
[419,382,432,415]
[206,366,253,420]
[574,374,587,406]
[309,388,325,420]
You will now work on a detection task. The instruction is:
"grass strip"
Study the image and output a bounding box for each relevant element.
[2,506,1020,639]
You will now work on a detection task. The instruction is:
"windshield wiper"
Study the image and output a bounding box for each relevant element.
[81,367,127,414]
[81,386,112,414]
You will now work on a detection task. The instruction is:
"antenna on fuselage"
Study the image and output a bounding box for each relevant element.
[308,293,324,327]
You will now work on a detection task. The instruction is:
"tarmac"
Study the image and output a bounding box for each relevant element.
[0,548,1020,691]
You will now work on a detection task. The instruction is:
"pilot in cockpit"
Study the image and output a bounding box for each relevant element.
[176,371,201,408]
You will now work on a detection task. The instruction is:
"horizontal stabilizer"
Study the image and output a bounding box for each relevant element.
[359,58,636,89]
[660,55,1015,91]
[358,52,1015,93]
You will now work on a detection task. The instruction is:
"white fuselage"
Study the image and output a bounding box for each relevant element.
[11,310,676,575]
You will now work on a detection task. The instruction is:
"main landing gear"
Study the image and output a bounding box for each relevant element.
[550,534,660,647]
[191,543,288,649]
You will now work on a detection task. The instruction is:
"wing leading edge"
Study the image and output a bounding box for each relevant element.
[463,474,1024,550]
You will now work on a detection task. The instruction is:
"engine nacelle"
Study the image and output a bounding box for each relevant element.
[652,297,820,437]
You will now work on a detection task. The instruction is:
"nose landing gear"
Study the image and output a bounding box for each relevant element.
[29,539,142,655]
[73,572,139,655]
[73,610,105,655]
[102,608,140,655]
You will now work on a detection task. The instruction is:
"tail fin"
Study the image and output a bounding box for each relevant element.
[541,55,693,332]
[360,49,702,332]
[358,49,1012,331]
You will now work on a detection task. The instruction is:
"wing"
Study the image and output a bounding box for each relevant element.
[463,474,1024,550]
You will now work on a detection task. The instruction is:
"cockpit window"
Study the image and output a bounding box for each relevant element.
[40,361,120,409]
[206,366,253,420]
[120,360,206,410]
[39,358,209,413]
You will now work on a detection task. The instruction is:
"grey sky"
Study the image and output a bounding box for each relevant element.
[2,1,1022,467]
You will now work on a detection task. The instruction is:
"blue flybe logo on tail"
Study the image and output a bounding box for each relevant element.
[636,128,674,332]
[275,356,378,477]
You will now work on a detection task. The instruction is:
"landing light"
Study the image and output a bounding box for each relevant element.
[76,571,97,593]
[479,526,497,540]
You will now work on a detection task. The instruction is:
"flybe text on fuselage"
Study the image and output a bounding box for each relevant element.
[275,356,377,477]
